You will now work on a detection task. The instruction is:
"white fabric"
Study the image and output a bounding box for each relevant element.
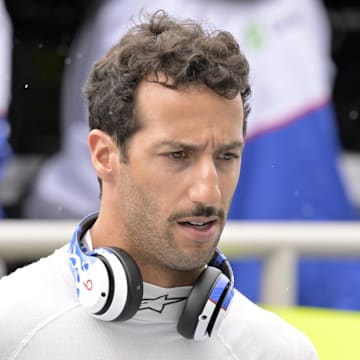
[0,245,317,359]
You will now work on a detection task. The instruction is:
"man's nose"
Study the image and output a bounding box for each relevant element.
[188,158,221,206]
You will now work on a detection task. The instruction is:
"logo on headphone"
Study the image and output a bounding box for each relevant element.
[83,279,93,291]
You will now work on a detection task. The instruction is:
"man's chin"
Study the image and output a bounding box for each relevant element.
[170,247,217,272]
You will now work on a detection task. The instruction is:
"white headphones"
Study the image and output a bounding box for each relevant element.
[68,212,235,340]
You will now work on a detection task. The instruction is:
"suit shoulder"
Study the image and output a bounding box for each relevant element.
[0,246,78,332]
[217,290,318,359]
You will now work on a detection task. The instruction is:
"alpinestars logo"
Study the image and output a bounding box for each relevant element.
[139,295,186,313]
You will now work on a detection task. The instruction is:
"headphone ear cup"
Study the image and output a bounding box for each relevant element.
[177,266,228,340]
[106,247,143,321]
[91,247,143,321]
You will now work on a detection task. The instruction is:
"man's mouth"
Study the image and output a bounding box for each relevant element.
[177,218,217,230]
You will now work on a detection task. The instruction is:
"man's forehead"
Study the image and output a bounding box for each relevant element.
[134,77,245,139]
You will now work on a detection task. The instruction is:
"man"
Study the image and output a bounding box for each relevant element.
[23,0,360,310]
[0,11,317,359]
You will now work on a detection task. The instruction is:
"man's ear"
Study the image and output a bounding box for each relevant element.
[88,129,118,181]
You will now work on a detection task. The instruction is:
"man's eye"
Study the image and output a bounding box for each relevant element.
[219,152,239,160]
[168,151,187,159]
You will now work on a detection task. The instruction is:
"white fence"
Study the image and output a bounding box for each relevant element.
[1,220,360,306]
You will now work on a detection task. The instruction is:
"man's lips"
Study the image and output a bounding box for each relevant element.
[176,216,219,231]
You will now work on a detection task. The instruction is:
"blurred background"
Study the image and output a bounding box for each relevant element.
[0,1,360,356]
[1,0,360,296]
[1,0,359,218]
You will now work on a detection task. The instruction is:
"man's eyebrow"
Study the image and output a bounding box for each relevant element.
[218,141,244,151]
[155,141,244,152]
[156,141,201,152]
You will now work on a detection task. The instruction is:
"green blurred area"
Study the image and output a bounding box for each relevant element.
[266,306,360,360]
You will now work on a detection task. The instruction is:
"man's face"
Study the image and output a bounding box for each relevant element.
[114,80,244,275]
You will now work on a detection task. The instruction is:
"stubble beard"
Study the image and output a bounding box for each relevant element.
[125,215,221,273]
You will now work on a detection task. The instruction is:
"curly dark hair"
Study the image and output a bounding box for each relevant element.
[83,10,251,157]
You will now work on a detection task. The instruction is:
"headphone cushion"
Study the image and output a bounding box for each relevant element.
[177,266,225,339]
[106,247,143,320]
